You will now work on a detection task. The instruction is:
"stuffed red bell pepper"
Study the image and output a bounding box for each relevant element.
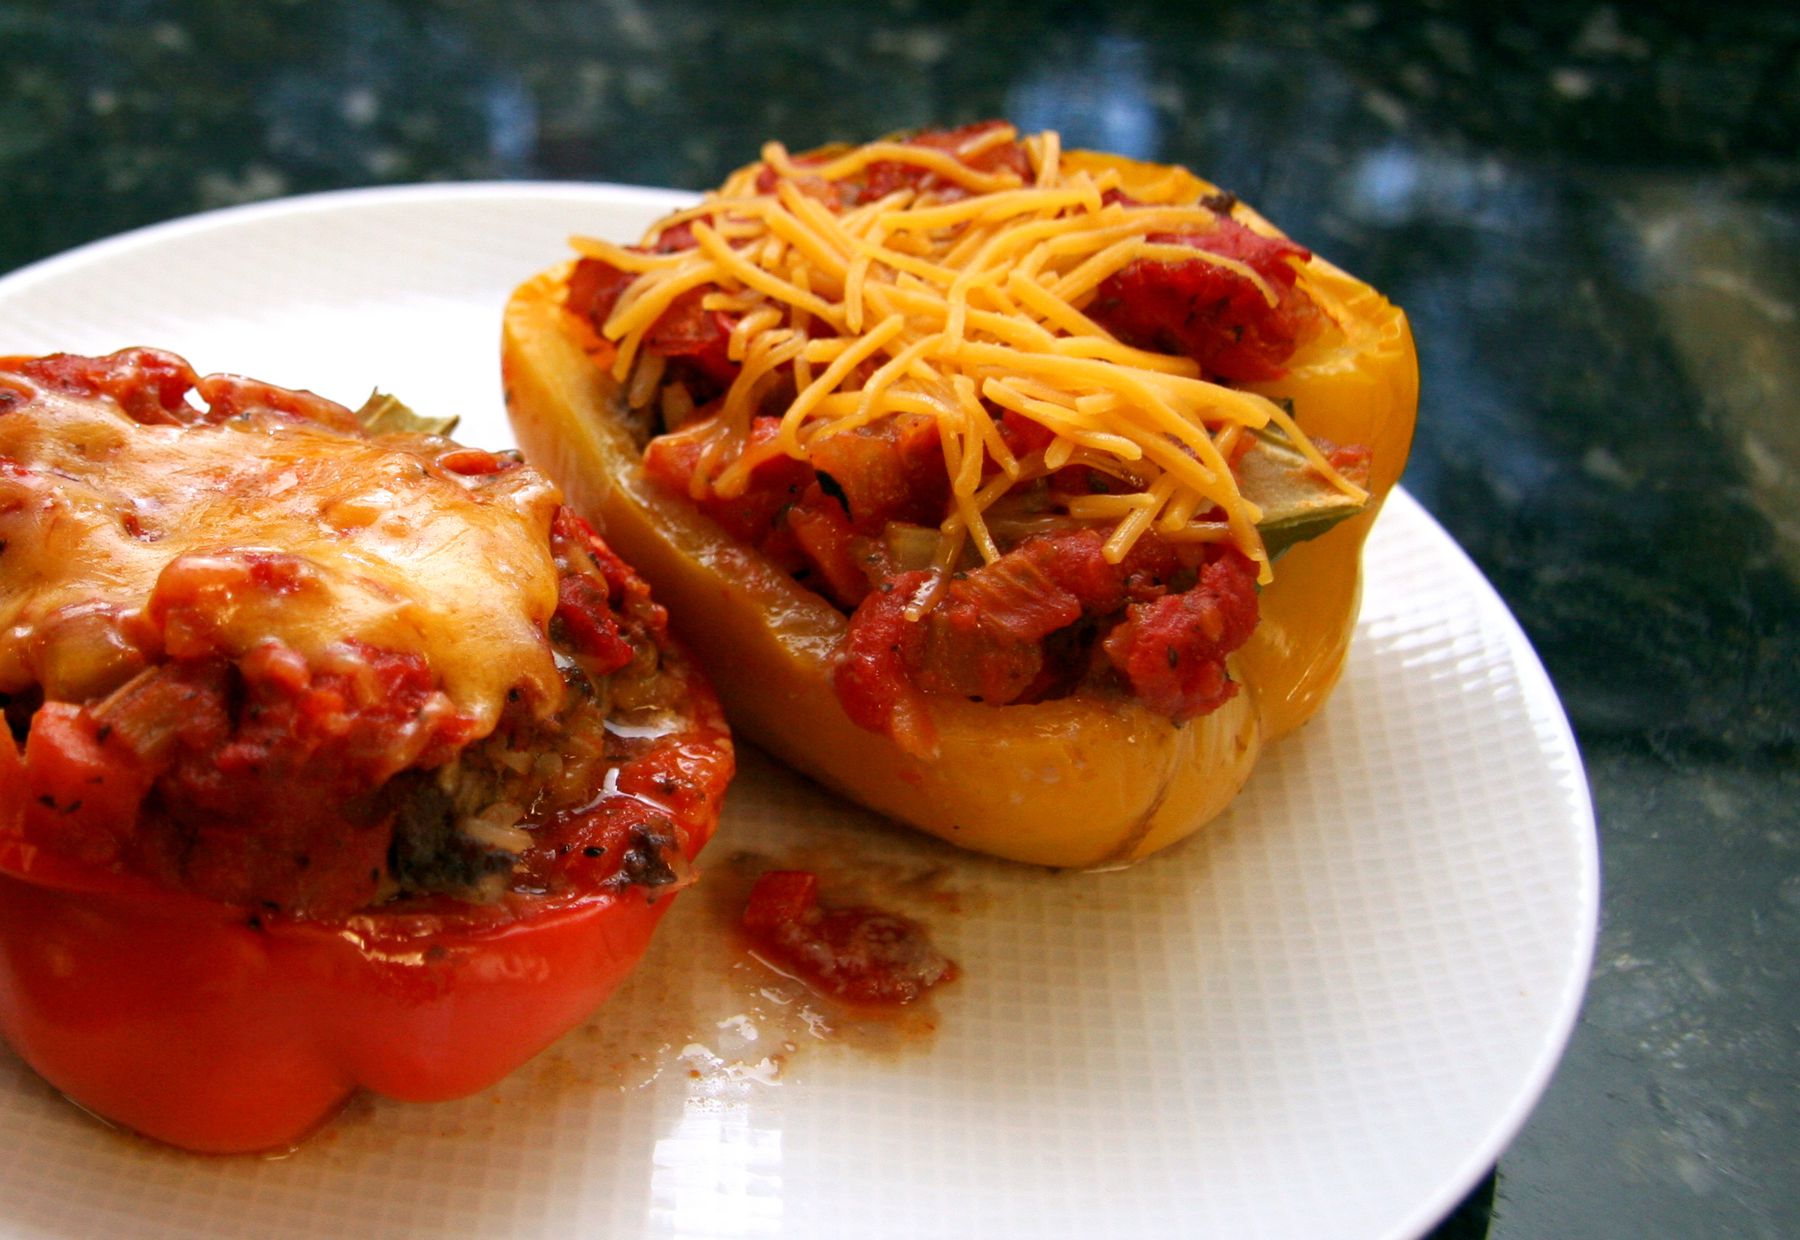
[0,349,733,1153]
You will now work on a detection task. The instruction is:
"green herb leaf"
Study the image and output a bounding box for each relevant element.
[1239,423,1368,558]
[353,391,459,438]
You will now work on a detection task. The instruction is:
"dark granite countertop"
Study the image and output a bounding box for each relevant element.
[2,2,1795,1235]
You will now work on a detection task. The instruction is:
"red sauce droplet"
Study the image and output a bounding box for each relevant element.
[742,869,957,1008]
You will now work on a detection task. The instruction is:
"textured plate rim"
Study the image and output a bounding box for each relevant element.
[1374,487,1599,1239]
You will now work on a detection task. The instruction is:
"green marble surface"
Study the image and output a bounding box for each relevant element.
[2,2,1796,1235]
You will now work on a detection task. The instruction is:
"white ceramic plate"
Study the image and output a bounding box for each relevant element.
[0,185,1596,1240]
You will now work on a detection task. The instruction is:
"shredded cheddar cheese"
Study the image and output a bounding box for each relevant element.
[569,124,1367,587]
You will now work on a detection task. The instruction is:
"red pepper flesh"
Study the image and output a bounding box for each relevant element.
[0,695,730,1154]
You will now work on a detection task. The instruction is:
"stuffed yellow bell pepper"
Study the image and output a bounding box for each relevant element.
[503,122,1417,869]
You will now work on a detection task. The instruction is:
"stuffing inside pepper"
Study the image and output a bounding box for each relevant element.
[563,123,1370,756]
[0,349,711,918]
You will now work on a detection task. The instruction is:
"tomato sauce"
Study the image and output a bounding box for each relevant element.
[742,869,957,1008]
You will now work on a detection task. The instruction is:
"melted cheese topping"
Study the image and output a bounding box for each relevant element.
[0,382,565,737]
[573,124,1365,588]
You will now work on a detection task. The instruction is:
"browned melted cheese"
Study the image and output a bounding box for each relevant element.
[0,382,565,736]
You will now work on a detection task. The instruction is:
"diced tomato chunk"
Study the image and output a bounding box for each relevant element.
[435,447,520,477]
[1088,215,1314,382]
[547,506,665,674]
[534,795,693,896]
[808,417,947,532]
[1326,441,1373,482]
[913,596,1044,705]
[610,730,733,832]
[566,260,739,391]
[645,417,941,606]
[788,486,872,608]
[642,288,739,388]
[566,257,638,329]
[755,121,1031,208]
[964,532,1101,633]
[889,531,1112,709]
[555,573,636,674]
[9,348,200,425]
[0,729,25,836]
[193,372,359,431]
[943,554,1080,643]
[743,869,819,934]
[835,571,937,757]
[644,418,812,548]
[553,506,669,644]
[997,408,1056,458]
[20,701,155,865]
[1101,551,1260,722]
[741,869,957,1007]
